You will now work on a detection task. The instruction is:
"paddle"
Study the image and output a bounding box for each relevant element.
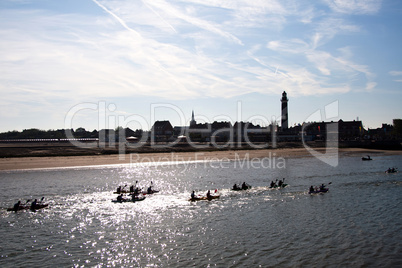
[38,197,44,204]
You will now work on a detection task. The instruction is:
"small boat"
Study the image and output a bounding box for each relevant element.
[362,156,372,161]
[7,204,48,212]
[112,196,146,203]
[231,187,251,191]
[269,183,288,189]
[231,183,252,191]
[308,188,329,194]
[113,190,132,194]
[144,189,159,195]
[189,195,220,202]
[385,168,398,173]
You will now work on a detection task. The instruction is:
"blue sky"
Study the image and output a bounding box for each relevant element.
[0,0,401,132]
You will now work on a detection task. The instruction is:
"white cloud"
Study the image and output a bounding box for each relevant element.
[267,39,309,54]
[324,0,382,15]
[389,71,402,76]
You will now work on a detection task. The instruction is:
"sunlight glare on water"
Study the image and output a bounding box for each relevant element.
[0,155,401,267]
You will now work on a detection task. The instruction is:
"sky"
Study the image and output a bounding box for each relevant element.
[0,0,401,132]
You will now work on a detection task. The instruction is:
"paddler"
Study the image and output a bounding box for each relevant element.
[133,187,140,196]
[206,190,211,199]
[30,199,37,211]
[13,200,21,212]
[191,191,195,199]
[319,184,326,191]
[309,186,314,193]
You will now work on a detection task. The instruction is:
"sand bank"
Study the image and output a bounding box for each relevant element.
[0,148,401,171]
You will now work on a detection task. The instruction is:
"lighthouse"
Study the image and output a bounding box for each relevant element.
[281,91,288,131]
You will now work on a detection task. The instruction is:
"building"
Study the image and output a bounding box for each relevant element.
[211,121,232,142]
[301,120,364,141]
[151,120,174,142]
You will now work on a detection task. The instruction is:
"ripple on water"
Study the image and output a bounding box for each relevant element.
[1,155,402,267]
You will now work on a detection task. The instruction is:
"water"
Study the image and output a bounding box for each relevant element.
[0,154,401,267]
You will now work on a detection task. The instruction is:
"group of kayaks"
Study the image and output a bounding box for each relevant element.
[190,178,290,202]
[7,197,48,212]
[112,183,159,203]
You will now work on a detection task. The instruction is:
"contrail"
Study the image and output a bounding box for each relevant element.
[140,0,177,33]
[91,0,139,35]
[91,0,188,91]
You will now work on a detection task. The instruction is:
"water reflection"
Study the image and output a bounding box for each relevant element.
[0,155,401,267]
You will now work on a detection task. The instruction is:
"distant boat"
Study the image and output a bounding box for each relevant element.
[385,168,398,173]
[362,155,372,161]
[189,195,220,201]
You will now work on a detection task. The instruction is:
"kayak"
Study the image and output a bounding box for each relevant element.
[309,188,329,194]
[189,195,220,201]
[112,196,146,203]
[114,190,159,195]
[7,204,49,212]
[113,190,133,194]
[269,183,288,189]
[385,169,398,173]
[362,157,372,161]
[231,186,252,191]
[144,190,159,195]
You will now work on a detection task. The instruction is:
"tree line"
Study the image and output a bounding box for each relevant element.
[0,127,143,140]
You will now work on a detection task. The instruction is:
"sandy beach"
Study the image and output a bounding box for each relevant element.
[1,147,401,171]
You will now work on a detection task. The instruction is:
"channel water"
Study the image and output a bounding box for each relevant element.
[0,153,401,267]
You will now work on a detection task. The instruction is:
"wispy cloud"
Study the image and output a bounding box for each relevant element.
[389,71,402,76]
[389,70,402,83]
[0,0,391,130]
[324,0,383,15]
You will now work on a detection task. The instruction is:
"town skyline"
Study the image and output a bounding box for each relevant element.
[1,0,402,132]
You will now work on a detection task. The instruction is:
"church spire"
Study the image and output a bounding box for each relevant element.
[190,110,196,127]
